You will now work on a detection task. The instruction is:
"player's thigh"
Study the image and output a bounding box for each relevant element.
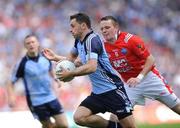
[41,119,55,128]
[171,102,180,114]
[118,115,136,128]
[53,113,68,127]
[124,83,145,106]
[142,71,172,98]
[99,88,133,120]
[74,106,92,120]
[157,93,180,108]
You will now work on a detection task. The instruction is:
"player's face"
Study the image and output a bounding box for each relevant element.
[100,20,118,42]
[24,36,40,55]
[70,19,83,39]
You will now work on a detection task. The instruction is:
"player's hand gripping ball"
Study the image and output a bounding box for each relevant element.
[55,60,76,82]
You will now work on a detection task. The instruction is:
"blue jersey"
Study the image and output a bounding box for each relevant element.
[11,54,56,106]
[71,31,124,94]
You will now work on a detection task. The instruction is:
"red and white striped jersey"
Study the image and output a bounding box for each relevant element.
[105,32,154,82]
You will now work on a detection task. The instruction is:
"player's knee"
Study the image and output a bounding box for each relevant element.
[56,126,68,128]
[55,119,69,128]
[172,103,180,114]
[118,115,137,128]
[120,123,136,128]
[110,113,119,122]
[42,122,54,128]
[56,123,68,128]
[73,114,87,126]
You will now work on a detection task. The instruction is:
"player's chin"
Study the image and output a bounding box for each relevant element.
[103,35,110,40]
[29,50,36,54]
[72,34,77,38]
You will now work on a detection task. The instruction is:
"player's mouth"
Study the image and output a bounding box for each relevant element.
[29,47,35,51]
[103,33,110,38]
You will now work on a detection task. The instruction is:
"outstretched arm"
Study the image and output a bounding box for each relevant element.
[137,54,155,78]
[127,54,155,87]
[127,35,155,87]
[42,48,77,62]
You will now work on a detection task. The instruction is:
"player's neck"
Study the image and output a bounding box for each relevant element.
[80,29,92,41]
[107,30,120,44]
[27,52,39,57]
[108,38,116,44]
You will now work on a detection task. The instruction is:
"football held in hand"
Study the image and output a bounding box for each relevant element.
[55,60,76,82]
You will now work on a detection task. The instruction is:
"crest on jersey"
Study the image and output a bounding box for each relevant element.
[114,51,119,57]
[121,48,127,55]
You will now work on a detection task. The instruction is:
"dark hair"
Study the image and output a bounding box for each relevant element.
[24,33,37,40]
[100,16,119,27]
[24,33,39,44]
[70,13,91,28]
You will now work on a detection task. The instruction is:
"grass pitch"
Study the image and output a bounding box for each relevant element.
[138,123,180,128]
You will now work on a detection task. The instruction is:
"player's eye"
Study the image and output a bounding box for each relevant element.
[105,26,110,29]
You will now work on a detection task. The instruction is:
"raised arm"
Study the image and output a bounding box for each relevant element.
[42,48,77,62]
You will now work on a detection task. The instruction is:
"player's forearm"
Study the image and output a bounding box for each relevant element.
[139,55,155,76]
[71,66,95,76]
[7,83,15,98]
[54,53,77,62]
[53,55,67,62]
[71,60,97,76]
[74,61,83,67]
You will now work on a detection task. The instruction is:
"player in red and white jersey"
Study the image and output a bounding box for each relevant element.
[100,16,180,115]
[104,31,153,83]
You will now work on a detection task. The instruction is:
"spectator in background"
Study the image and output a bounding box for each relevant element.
[0,0,179,118]
[7,34,68,128]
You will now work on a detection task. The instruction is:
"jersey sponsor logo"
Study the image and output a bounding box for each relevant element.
[112,59,127,68]
[112,49,119,57]
[114,51,119,57]
[116,109,125,113]
[112,58,132,73]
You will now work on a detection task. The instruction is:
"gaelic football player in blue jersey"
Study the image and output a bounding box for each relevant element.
[7,34,68,128]
[43,13,136,128]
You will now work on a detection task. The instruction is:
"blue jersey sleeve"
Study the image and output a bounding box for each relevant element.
[86,36,102,60]
[48,60,53,71]
[91,37,103,54]
[71,39,79,56]
[11,57,27,84]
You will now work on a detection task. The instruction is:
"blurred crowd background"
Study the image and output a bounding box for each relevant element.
[0,0,180,125]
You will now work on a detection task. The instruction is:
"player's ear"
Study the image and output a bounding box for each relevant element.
[81,22,87,29]
[24,42,28,49]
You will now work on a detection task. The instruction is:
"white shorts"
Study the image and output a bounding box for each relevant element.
[124,71,180,108]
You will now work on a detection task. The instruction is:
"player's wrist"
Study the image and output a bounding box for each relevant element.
[71,70,76,77]
[54,55,64,62]
[137,73,144,81]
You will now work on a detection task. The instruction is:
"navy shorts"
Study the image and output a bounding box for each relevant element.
[80,87,133,119]
[31,99,64,121]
